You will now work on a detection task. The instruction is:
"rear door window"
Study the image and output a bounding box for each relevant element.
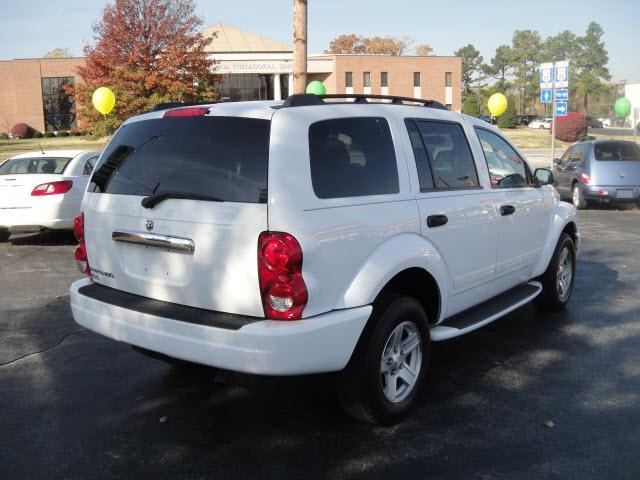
[0,157,71,175]
[308,117,399,199]
[90,116,270,203]
[407,119,479,189]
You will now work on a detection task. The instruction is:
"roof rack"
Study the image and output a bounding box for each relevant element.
[282,93,447,110]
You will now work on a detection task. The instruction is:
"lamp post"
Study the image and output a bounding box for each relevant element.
[293,0,307,94]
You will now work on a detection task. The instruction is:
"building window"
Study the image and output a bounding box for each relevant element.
[216,74,274,101]
[345,72,353,88]
[381,72,388,88]
[363,72,371,88]
[413,72,421,87]
[41,77,76,131]
[445,72,452,87]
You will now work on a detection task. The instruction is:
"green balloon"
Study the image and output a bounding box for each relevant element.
[614,97,631,118]
[306,81,326,96]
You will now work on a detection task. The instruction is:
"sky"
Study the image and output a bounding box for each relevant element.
[0,0,638,81]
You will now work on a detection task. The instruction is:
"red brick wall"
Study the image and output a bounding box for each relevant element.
[0,58,85,133]
[328,55,462,111]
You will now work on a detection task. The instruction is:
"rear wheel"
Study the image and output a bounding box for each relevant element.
[337,295,430,425]
[572,183,588,209]
[0,229,10,243]
[534,233,576,311]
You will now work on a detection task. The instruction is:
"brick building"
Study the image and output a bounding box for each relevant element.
[0,57,86,133]
[0,23,461,134]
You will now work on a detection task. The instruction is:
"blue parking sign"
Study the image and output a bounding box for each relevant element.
[540,89,552,103]
[555,102,568,116]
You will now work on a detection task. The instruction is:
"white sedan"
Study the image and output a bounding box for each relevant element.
[0,150,99,242]
[528,118,553,130]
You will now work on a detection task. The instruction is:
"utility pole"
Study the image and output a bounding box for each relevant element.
[292,0,307,94]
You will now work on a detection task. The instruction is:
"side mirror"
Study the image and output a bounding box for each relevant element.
[553,157,561,165]
[534,168,555,186]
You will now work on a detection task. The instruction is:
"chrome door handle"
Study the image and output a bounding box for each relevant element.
[112,230,195,253]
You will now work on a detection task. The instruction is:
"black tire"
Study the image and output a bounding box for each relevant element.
[337,295,430,425]
[571,183,588,210]
[0,229,10,243]
[534,233,576,312]
[132,346,214,371]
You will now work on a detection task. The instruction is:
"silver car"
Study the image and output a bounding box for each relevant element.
[552,140,640,209]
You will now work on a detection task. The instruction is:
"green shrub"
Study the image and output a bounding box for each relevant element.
[33,131,43,138]
[90,115,121,139]
[497,95,518,129]
[463,96,480,117]
[0,132,8,140]
[71,130,82,136]
[57,131,70,137]
[43,131,55,138]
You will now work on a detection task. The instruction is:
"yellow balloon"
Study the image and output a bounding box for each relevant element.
[488,93,508,117]
[92,87,116,115]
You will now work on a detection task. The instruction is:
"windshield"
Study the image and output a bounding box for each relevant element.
[0,157,71,175]
[594,142,640,161]
[90,116,270,203]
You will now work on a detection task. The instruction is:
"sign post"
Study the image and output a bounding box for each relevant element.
[541,61,570,168]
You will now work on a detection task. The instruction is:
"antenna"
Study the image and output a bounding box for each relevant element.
[38,143,45,155]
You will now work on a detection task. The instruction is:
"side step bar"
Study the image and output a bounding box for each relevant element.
[430,281,542,341]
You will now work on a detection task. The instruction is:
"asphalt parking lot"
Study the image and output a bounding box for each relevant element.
[1,207,639,480]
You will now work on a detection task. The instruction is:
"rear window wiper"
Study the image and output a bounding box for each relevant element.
[141,191,224,209]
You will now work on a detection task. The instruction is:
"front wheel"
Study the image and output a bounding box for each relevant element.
[534,234,576,311]
[337,295,430,425]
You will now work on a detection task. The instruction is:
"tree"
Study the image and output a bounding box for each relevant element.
[462,96,480,117]
[454,44,483,98]
[325,34,366,54]
[44,48,72,58]
[326,34,410,55]
[72,0,219,135]
[574,22,610,113]
[510,30,542,113]
[415,44,434,56]
[482,45,513,84]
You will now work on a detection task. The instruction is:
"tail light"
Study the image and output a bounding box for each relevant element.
[73,213,90,276]
[258,232,307,320]
[31,181,73,196]
[580,173,591,184]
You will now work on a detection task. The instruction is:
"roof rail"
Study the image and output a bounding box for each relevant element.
[281,93,447,110]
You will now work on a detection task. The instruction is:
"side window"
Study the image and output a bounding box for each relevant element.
[414,120,479,189]
[83,155,98,176]
[475,128,530,188]
[405,120,434,190]
[559,147,572,166]
[568,144,586,165]
[309,117,399,199]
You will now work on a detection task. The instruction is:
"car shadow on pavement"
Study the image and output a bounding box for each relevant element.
[2,257,638,479]
[7,230,77,246]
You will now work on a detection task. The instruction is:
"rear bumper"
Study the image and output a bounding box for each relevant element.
[70,278,371,375]
[582,185,639,203]
[0,200,76,231]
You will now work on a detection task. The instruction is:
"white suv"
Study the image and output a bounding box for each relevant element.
[70,94,578,425]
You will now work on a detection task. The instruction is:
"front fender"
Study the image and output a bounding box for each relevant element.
[335,233,448,317]
[532,200,578,277]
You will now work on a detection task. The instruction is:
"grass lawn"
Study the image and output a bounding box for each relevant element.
[501,127,638,149]
[0,136,108,162]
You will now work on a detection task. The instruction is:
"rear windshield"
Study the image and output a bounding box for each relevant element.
[90,116,270,203]
[594,142,640,161]
[0,157,71,175]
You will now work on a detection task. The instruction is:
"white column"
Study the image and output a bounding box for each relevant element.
[274,73,282,101]
[288,74,294,97]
